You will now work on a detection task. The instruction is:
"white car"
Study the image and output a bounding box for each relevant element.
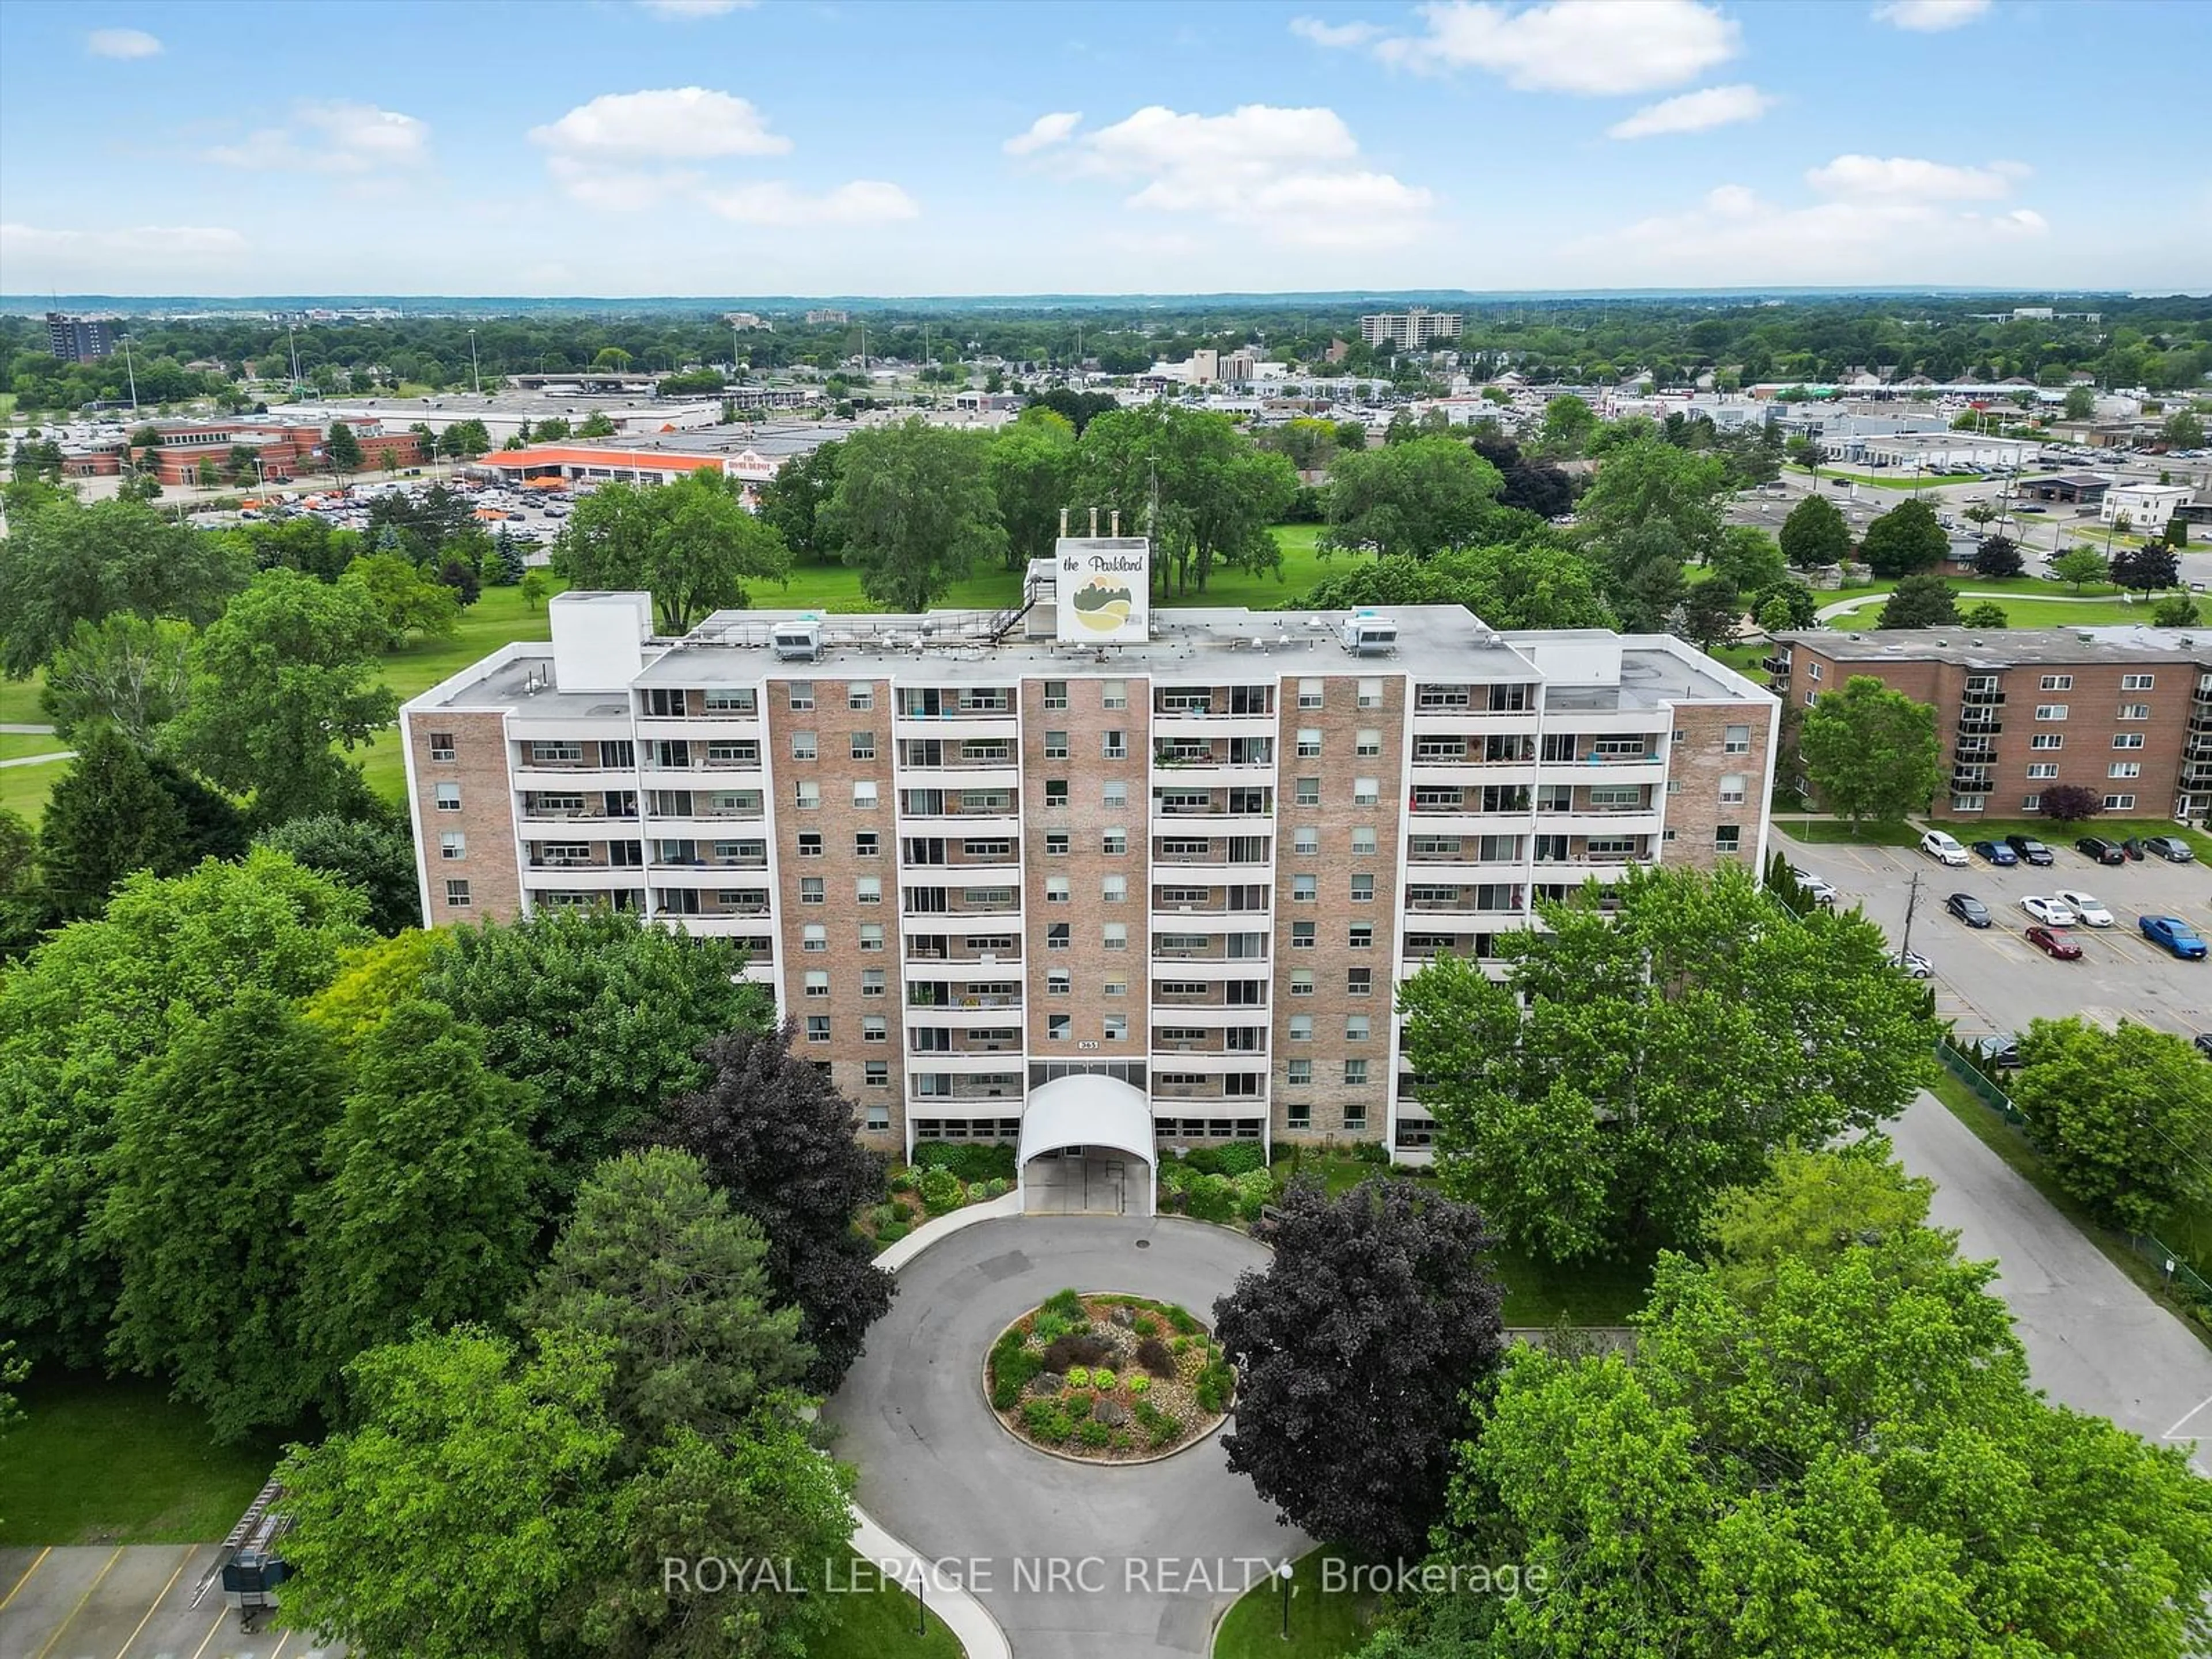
[2052,889,2114,927]
[1786,866,1839,908]
[1921,830,1971,867]
[1894,948,1933,979]
[2021,895,2078,927]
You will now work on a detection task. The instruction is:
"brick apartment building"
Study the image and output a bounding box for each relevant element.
[58,419,425,484]
[397,542,1778,1198]
[1770,627,2212,823]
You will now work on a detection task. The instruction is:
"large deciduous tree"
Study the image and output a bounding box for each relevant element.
[554,472,791,634]
[255,810,422,935]
[985,408,1078,570]
[1798,673,1942,827]
[1397,863,1936,1263]
[820,417,1006,611]
[1706,1138,1945,1304]
[419,907,767,1200]
[2112,540,2181,596]
[755,438,844,565]
[650,1023,893,1392]
[2013,1017,2212,1235]
[1876,570,1963,627]
[340,551,461,644]
[1537,394,1596,454]
[1858,495,1949,577]
[1578,438,1732,569]
[1071,405,1296,596]
[38,614,194,745]
[36,724,194,920]
[1214,1177,1503,1561]
[1319,437,1506,562]
[1296,541,1614,630]
[1971,532,2024,578]
[1778,491,1853,570]
[168,567,397,823]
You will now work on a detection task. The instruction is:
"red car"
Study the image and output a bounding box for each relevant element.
[2025,925,2082,960]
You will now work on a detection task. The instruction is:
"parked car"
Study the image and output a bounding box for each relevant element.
[1893,948,1933,979]
[1921,829,1970,866]
[2005,835,2055,866]
[2051,889,2114,927]
[2075,836,2128,866]
[1946,892,1993,927]
[1971,1032,2022,1067]
[2141,836,2197,863]
[2195,1033,2212,1061]
[2141,915,2209,959]
[2119,838,2146,861]
[1971,839,2018,866]
[2025,925,2084,960]
[2020,895,2078,927]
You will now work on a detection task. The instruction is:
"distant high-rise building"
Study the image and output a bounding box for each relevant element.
[1359,308,1461,350]
[805,308,851,326]
[46,312,120,363]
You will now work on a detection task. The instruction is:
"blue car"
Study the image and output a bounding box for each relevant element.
[1970,840,2018,867]
[2141,915,2209,960]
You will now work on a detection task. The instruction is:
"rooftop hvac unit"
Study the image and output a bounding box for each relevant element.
[771,618,822,661]
[1339,613,1398,656]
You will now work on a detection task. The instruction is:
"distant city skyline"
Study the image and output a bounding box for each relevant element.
[2,0,2206,297]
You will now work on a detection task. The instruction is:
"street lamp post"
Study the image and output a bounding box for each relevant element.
[468,329,482,396]
[1277,1560,1294,1641]
[914,1564,926,1637]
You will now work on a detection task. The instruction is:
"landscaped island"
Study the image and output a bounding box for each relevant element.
[986,1289,1236,1461]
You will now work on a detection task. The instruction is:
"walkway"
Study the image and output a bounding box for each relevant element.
[826,1215,1297,1659]
[1816,589,2139,623]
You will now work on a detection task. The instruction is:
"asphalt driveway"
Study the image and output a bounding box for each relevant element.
[824,1215,1301,1659]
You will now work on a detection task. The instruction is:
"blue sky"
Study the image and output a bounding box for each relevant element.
[2,0,2206,297]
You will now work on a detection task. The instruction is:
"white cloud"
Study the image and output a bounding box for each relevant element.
[637,0,756,15]
[0,223,248,285]
[1044,103,1433,246]
[699,181,919,225]
[204,102,430,173]
[1607,83,1774,139]
[1004,112,1082,157]
[1873,0,1991,31]
[1374,0,1740,94]
[529,88,790,161]
[1290,17,1382,47]
[86,27,162,58]
[1806,153,2028,200]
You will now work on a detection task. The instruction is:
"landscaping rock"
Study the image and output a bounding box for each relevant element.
[1091,1398,1129,1426]
[1028,1372,1063,1397]
[1108,1305,1135,1327]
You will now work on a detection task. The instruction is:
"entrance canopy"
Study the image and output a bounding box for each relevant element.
[1017,1074,1156,1213]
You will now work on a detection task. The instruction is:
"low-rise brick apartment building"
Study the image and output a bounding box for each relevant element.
[398,543,1778,1200]
[57,418,424,484]
[1770,626,2212,823]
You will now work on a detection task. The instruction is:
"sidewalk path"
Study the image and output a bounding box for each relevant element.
[1817,589,2141,623]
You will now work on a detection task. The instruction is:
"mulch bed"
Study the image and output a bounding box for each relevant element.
[984,1291,1236,1463]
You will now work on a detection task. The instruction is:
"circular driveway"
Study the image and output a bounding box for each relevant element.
[824,1215,1303,1658]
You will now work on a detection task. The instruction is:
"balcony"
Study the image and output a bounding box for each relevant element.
[1150,1076,1268,1103]
[1955,713,2003,736]
[908,1032,1025,1058]
[904,940,1022,967]
[1960,688,2006,707]
[908,1074,1025,1104]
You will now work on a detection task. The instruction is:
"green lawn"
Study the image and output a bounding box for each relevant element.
[0,733,67,763]
[1772,817,1925,848]
[0,754,67,824]
[0,1375,282,1545]
[1214,1547,1384,1659]
[0,671,47,725]
[806,1556,965,1659]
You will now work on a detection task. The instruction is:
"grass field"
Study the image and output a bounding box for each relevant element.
[0,672,47,725]
[1772,817,1924,847]
[0,1375,282,1546]
[1214,1547,1383,1658]
[0,733,67,763]
[807,1557,965,1659]
[0,755,67,823]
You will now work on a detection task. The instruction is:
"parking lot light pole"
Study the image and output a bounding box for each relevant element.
[1278,1559,1294,1639]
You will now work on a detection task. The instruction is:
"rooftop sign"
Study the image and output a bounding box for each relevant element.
[1054,536,1150,645]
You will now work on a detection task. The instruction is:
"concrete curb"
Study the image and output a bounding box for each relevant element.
[850,1505,1013,1659]
[978,1300,1230,1468]
[872,1190,1024,1272]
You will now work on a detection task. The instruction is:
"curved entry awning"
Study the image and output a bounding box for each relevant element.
[1018,1074,1156,1217]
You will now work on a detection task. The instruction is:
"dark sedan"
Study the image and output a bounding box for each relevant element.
[2025,925,2083,960]
[2076,836,2127,866]
[1971,840,2018,866]
[2005,835,2055,866]
[2142,836,2198,864]
[1947,892,1993,927]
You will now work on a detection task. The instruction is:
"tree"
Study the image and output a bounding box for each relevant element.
[2112,540,2180,596]
[650,1023,894,1392]
[577,411,616,439]
[1679,574,1742,649]
[1597,518,1692,632]
[1877,571,1963,628]
[2164,410,2206,450]
[169,568,398,823]
[520,567,553,611]
[341,551,461,644]
[1707,1138,1944,1304]
[0,809,47,960]
[1971,532,2024,578]
[2052,544,2111,592]
[1962,600,2010,628]
[1783,433,1825,478]
[1800,675,1942,827]
[419,907,767,1199]
[1858,496,1949,577]
[2014,1018,2212,1235]
[985,410,1077,570]
[553,472,791,634]
[1577,439,1731,567]
[0,493,248,677]
[1710,525,1786,596]
[1433,1241,2212,1659]
[299,999,540,1397]
[1214,1177,1503,1561]
[35,724,200,921]
[37,614,194,745]
[2064,383,2097,421]
[519,1147,810,1452]
[2038,782,2104,824]
[2154,594,2201,628]
[100,988,349,1439]
[488,527,527,586]
[255,810,422,935]
[1319,438,1506,562]
[1777,491,1852,571]
[820,418,1005,611]
[325,421,362,476]
[1071,405,1296,595]
[1537,394,1596,454]
[753,438,844,565]
[1397,863,1937,1263]
[1296,540,1613,631]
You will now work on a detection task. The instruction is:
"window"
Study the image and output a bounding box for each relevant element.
[853,781,880,809]
[1290,969,1314,996]
[1102,875,1127,903]
[855,831,879,857]
[1806,661,1823,681]
[703,688,755,713]
[2030,734,2064,751]
[1292,874,1317,902]
[439,831,465,860]
[1714,825,1743,854]
[444,877,471,908]
[789,731,817,760]
[860,923,885,952]
[798,831,823,857]
[1102,730,1127,759]
[1349,924,1373,948]
[1350,874,1374,902]
[787,681,814,711]
[1291,921,1316,948]
[1289,1015,1313,1041]
[1046,781,1069,806]
[2105,794,2138,810]
[1952,795,1988,814]
[1048,923,1070,950]
[2021,793,2043,813]
[2027,763,2059,779]
[2113,733,2146,750]
[1295,778,1321,806]
[1044,730,1069,759]
[795,781,821,810]
[1355,729,1381,757]
[1286,1060,1313,1086]
[1043,680,1069,710]
[1046,877,1070,903]
[861,968,885,996]
[434,782,461,812]
[863,1016,887,1043]
[1048,1014,1071,1041]
[1048,969,1071,996]
[1101,680,1127,710]
[1103,781,1127,808]
[802,924,828,952]
[1104,978,1127,997]
[1103,1015,1127,1040]
[850,732,876,760]
[1343,1059,1369,1085]
[1357,677,1383,709]
[1294,828,1319,855]
[846,684,874,710]
[2119,703,2152,721]
[855,877,881,905]
[1297,729,1321,757]
[1353,778,1379,806]
[2110,762,2142,779]
[428,731,456,761]
[1298,679,1323,710]
[2035,704,2069,721]
[800,877,825,904]
[865,1062,889,1088]
[2039,674,2074,691]
[1044,831,1069,856]
[1347,967,1372,995]
[1719,773,1747,806]
[1345,1015,1370,1041]
[2122,673,2156,691]
[1103,923,1127,950]
[804,971,830,998]
[1102,826,1127,854]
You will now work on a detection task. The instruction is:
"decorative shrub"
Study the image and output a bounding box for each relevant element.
[1214,1142,1267,1177]
[1157,1164,1192,1195]
[919,1166,965,1215]
[1183,1173,1238,1223]
[1063,1389,1094,1415]
[913,1141,1018,1184]
[1022,1399,1072,1444]
[887,1168,916,1194]
[1065,1366,1092,1389]
[876,1219,909,1246]
[1111,1429,1134,1450]
[1040,1287,1086,1322]
[1127,1374,1151,1396]
[1131,1312,1160,1338]
[1166,1305,1205,1337]
[867,1202,900,1230]
[1134,1399,1181,1448]
[1091,1367,1116,1391]
[1029,1312,1073,1345]
[1077,1419,1111,1448]
[1353,1139,1391,1165]
[1233,1169,1274,1222]
[1041,1333,1111,1372]
[1194,1360,1236,1415]
[1134,1337,1175,1377]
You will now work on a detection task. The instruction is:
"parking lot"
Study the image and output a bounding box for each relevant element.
[1778,828,2212,1046]
[0,1544,340,1658]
